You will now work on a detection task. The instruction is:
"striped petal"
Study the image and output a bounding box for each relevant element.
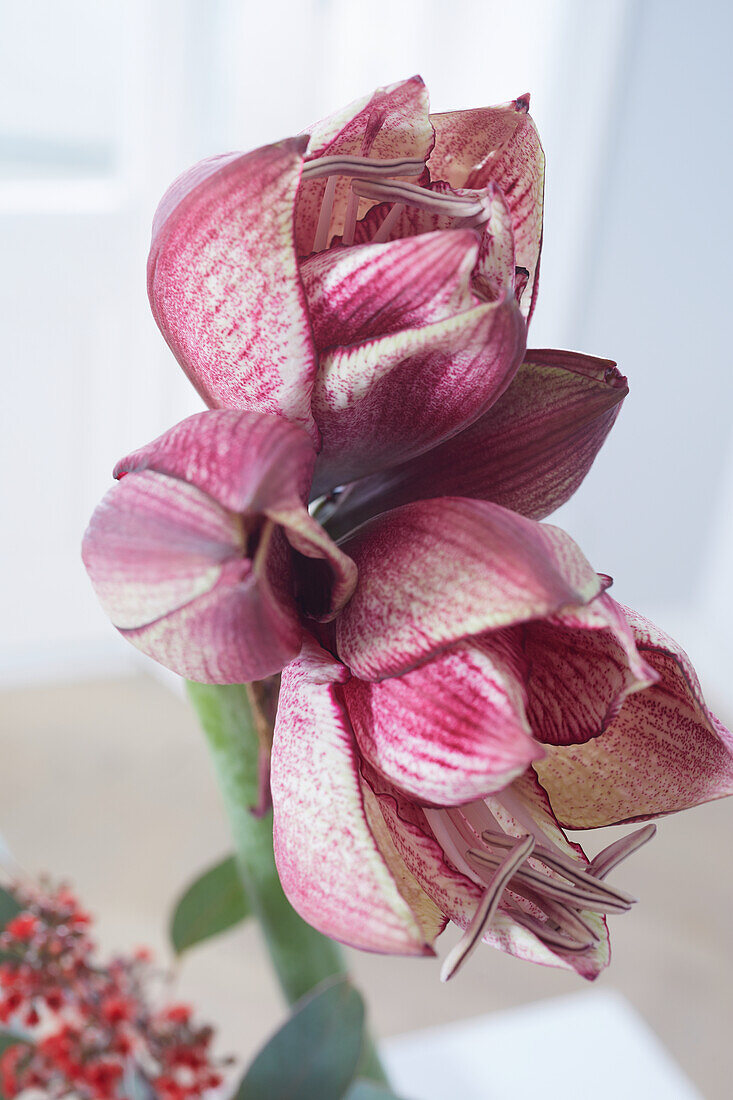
[327,350,627,537]
[429,98,544,320]
[271,655,440,954]
[82,471,301,682]
[299,229,479,350]
[116,410,357,620]
[342,636,540,806]
[523,593,658,746]
[311,294,525,494]
[148,139,318,439]
[336,499,603,680]
[296,76,433,256]
[535,605,733,827]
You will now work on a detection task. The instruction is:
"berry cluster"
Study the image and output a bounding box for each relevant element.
[0,881,228,1098]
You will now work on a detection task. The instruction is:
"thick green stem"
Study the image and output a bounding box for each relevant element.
[187,681,388,1084]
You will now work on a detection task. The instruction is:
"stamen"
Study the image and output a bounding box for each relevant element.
[352,178,486,218]
[371,203,404,244]
[480,829,636,907]
[301,155,425,181]
[441,835,535,982]
[588,824,657,881]
[312,175,338,253]
[509,907,595,954]
[466,849,631,914]
[539,898,601,944]
[341,185,359,247]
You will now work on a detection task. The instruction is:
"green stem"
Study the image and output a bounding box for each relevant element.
[186,681,388,1085]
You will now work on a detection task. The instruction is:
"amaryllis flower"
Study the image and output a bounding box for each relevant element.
[147,76,552,499]
[82,410,355,682]
[85,78,627,687]
[270,499,733,978]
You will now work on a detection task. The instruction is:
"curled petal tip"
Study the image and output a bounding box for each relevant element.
[515,93,531,112]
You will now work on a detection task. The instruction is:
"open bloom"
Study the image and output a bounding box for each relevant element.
[270,499,733,978]
[82,410,355,682]
[147,76,550,498]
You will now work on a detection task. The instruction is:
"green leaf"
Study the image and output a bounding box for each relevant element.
[0,886,21,931]
[346,1082,409,1100]
[234,976,365,1100]
[170,855,250,955]
[0,1031,29,1057]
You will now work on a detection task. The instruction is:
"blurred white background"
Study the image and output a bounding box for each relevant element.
[3,0,732,704]
[2,4,732,1096]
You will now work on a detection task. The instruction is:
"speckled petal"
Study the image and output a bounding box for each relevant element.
[311,294,525,493]
[429,98,544,320]
[523,593,658,746]
[148,140,318,438]
[343,637,540,806]
[327,350,627,537]
[336,499,603,680]
[535,606,733,827]
[270,656,440,954]
[299,229,479,351]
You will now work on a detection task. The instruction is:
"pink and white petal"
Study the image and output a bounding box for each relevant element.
[328,350,627,536]
[296,76,433,255]
[535,607,733,828]
[336,498,603,680]
[122,553,301,683]
[270,505,357,620]
[342,637,540,806]
[115,410,317,513]
[311,295,525,493]
[299,229,479,350]
[304,75,433,160]
[523,593,658,747]
[365,766,608,979]
[148,139,318,438]
[473,185,517,301]
[82,471,243,629]
[430,98,543,320]
[428,98,530,188]
[271,659,439,954]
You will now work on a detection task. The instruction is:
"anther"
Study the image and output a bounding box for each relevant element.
[588,824,657,881]
[441,835,535,982]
